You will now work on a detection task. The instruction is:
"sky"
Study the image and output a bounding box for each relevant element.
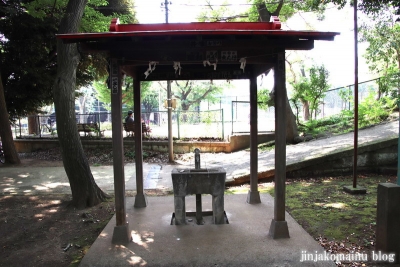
[133,0,374,89]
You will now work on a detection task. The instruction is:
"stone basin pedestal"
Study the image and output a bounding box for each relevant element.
[171,167,226,225]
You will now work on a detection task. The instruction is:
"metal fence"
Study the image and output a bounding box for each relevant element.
[230,101,275,134]
[12,76,392,139]
[312,78,379,119]
[13,110,224,139]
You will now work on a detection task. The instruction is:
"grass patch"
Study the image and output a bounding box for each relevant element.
[226,174,397,265]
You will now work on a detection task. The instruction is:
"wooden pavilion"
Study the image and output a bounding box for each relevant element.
[57,17,339,244]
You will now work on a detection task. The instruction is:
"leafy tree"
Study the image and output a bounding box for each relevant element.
[257,88,272,110]
[291,76,311,122]
[52,0,109,208]
[341,90,397,127]
[320,0,400,14]
[197,0,329,141]
[94,76,153,114]
[157,80,224,110]
[0,0,113,120]
[197,0,400,142]
[376,67,400,100]
[291,65,330,121]
[0,0,58,118]
[142,86,160,113]
[359,7,400,99]
[0,0,125,165]
[197,0,327,22]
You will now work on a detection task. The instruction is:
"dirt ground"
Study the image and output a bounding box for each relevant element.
[0,146,187,267]
[0,157,117,267]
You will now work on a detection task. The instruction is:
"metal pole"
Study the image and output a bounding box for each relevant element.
[162,0,174,162]
[221,109,224,140]
[231,101,234,135]
[177,111,180,139]
[167,81,173,162]
[353,0,359,188]
[164,0,169,23]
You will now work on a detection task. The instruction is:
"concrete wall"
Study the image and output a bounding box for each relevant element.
[14,133,275,154]
[286,137,398,178]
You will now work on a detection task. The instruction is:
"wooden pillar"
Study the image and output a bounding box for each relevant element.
[133,75,147,208]
[110,58,131,244]
[247,71,261,204]
[269,51,290,239]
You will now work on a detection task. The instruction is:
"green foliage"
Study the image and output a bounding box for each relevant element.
[23,0,128,33]
[376,67,400,99]
[291,65,330,121]
[93,79,112,110]
[124,150,135,160]
[298,114,350,136]
[142,84,160,113]
[257,89,272,110]
[1,0,136,118]
[338,87,353,104]
[227,174,387,244]
[0,1,58,118]
[170,80,225,112]
[197,0,328,22]
[359,7,400,81]
[200,111,213,124]
[300,89,396,137]
[93,78,153,112]
[125,149,150,160]
[355,91,396,127]
[100,122,112,131]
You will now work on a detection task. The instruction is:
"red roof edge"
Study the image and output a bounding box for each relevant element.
[108,17,282,32]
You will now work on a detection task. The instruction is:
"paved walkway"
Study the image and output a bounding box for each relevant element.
[0,120,398,196]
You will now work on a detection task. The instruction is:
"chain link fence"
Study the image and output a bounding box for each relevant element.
[13,110,224,139]
[312,78,379,119]
[230,101,275,134]
[12,76,393,139]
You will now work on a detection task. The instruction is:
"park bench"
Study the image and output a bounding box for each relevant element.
[123,122,151,137]
[77,123,103,136]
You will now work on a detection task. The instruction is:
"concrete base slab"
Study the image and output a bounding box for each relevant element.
[80,194,335,267]
[111,223,132,245]
[343,185,367,194]
[171,211,230,225]
[269,219,290,239]
[246,190,261,204]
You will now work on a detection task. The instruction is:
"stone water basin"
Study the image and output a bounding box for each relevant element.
[171,167,226,225]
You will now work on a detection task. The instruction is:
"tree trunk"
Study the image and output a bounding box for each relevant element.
[28,113,40,135]
[302,101,310,121]
[0,73,20,164]
[257,1,298,143]
[285,94,298,142]
[54,0,108,208]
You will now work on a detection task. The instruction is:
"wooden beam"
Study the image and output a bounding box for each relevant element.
[80,39,314,63]
[110,58,131,244]
[247,67,261,204]
[133,73,147,208]
[133,64,257,81]
[269,50,290,239]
